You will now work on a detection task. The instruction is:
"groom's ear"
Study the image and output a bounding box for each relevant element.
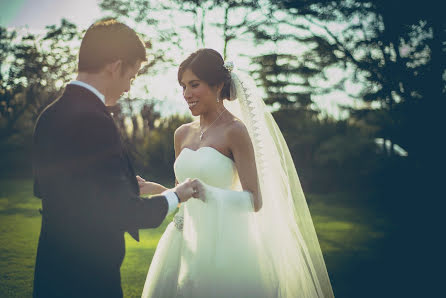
[105,60,123,76]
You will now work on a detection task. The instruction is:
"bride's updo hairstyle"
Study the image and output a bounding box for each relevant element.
[178,49,232,101]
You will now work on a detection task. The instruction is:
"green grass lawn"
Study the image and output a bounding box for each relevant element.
[0,178,390,297]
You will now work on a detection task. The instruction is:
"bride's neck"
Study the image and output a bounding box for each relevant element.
[200,104,226,128]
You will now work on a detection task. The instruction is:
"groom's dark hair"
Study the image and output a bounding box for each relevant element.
[78,19,147,73]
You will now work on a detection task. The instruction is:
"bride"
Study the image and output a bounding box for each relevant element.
[138,49,334,298]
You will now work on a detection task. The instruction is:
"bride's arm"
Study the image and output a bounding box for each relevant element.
[226,120,262,212]
[138,179,168,195]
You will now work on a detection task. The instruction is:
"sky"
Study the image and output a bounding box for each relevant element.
[0,0,192,115]
[0,0,358,118]
[0,0,104,30]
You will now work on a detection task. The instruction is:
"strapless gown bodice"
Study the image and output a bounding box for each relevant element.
[174,147,237,189]
[143,146,272,298]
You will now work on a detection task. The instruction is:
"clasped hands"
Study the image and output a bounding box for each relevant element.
[136,175,205,203]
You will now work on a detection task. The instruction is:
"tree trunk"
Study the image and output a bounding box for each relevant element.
[223,5,230,60]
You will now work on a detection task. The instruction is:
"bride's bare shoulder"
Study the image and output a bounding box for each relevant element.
[175,121,199,142]
[225,117,250,141]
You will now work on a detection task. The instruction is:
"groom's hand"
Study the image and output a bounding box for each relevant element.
[174,178,204,203]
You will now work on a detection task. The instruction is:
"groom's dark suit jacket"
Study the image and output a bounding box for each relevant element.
[32,85,169,298]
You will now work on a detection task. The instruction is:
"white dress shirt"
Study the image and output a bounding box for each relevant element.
[69,80,179,215]
[162,190,180,215]
[69,80,106,105]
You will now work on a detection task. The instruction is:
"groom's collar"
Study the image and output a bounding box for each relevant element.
[69,80,105,105]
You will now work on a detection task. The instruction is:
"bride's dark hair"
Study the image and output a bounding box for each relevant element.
[178,49,231,101]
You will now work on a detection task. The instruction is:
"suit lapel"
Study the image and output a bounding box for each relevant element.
[64,85,140,196]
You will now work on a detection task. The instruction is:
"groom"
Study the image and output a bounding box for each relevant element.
[32,19,198,298]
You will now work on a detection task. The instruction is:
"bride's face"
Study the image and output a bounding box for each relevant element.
[180,68,219,116]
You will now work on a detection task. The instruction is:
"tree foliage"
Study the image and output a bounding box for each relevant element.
[271,0,445,162]
[2,0,438,198]
[1,20,81,176]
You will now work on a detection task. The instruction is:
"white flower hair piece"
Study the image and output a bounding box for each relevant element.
[223,61,234,72]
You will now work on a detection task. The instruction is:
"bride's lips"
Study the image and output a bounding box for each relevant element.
[187,101,198,109]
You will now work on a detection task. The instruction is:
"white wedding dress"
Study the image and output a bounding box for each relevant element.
[141,146,271,298]
[142,69,334,298]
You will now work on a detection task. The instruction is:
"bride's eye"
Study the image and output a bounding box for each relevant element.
[191,84,199,88]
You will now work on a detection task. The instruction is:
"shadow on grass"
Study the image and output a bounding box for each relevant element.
[0,208,41,217]
[307,192,398,297]
[0,179,399,298]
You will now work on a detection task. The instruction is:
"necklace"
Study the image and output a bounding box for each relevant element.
[200,109,226,141]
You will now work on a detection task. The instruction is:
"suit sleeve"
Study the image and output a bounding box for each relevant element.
[32,113,45,199]
[67,111,168,231]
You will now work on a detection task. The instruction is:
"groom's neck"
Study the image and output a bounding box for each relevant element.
[76,72,108,97]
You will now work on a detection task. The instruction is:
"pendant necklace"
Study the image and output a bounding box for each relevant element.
[200,109,226,141]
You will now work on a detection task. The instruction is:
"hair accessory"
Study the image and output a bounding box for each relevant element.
[223,61,234,72]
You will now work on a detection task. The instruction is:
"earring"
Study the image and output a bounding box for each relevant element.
[216,97,220,103]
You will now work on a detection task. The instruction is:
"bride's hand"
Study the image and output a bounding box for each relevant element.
[192,180,206,202]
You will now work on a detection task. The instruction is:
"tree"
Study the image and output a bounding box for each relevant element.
[269,1,445,296]
[0,20,81,176]
[250,16,339,110]
[100,0,264,59]
[137,114,192,183]
[209,0,261,59]
[271,0,445,161]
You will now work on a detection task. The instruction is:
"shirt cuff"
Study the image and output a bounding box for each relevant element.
[162,190,179,215]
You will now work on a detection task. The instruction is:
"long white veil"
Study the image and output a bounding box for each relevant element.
[224,69,335,298]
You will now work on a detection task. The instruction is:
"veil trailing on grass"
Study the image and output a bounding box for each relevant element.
[224,68,335,297]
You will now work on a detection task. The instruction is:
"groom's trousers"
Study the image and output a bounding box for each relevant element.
[33,205,125,298]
